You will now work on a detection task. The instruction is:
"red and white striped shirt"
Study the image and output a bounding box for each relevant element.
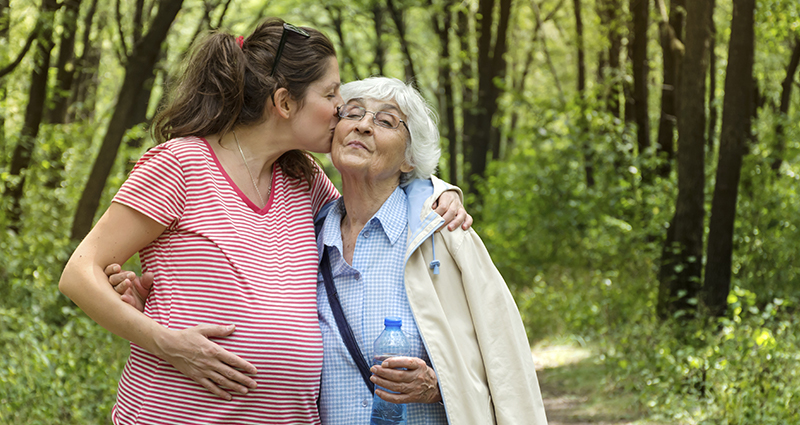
[111,137,339,425]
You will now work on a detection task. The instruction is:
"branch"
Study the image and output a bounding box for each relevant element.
[212,0,235,29]
[532,0,565,105]
[654,0,684,57]
[0,21,42,78]
[115,0,129,61]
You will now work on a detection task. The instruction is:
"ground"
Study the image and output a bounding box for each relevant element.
[532,341,668,425]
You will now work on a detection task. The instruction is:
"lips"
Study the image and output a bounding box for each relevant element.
[345,139,369,151]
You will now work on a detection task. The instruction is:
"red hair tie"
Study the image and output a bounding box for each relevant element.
[236,36,244,49]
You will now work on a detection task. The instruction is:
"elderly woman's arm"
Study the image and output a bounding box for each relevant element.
[432,190,473,231]
[60,203,258,400]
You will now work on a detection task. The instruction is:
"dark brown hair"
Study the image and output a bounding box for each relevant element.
[151,18,337,184]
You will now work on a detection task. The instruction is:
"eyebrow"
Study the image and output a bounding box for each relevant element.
[348,98,402,114]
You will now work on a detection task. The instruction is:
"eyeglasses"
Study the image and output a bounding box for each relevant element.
[270,23,310,77]
[338,104,409,131]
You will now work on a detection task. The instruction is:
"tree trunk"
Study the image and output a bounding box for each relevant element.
[631,0,650,160]
[458,9,477,190]
[68,0,100,122]
[328,6,361,81]
[597,0,623,118]
[707,0,718,149]
[657,0,712,319]
[372,1,386,76]
[467,0,511,197]
[0,0,9,151]
[771,36,800,172]
[655,0,685,178]
[574,0,594,187]
[430,0,458,185]
[70,0,184,241]
[385,0,418,84]
[47,0,83,124]
[5,0,59,231]
[703,0,755,318]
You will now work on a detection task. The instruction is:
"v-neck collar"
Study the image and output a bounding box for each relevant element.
[201,138,274,215]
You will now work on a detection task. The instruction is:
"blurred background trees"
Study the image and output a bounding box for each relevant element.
[1,0,798,422]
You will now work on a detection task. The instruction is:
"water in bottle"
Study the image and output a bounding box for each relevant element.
[370,317,410,425]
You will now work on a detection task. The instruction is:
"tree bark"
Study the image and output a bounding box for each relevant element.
[467,0,511,197]
[458,9,477,187]
[385,0,418,84]
[631,0,650,160]
[68,0,100,122]
[771,36,800,172]
[71,0,185,240]
[328,6,361,81]
[0,0,9,150]
[597,0,623,118]
[707,0,717,149]
[47,0,83,124]
[657,0,712,319]
[573,0,594,187]
[430,0,458,185]
[703,0,755,318]
[655,0,685,178]
[5,0,59,231]
[372,1,386,76]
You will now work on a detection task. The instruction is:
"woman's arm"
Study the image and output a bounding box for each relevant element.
[59,202,258,400]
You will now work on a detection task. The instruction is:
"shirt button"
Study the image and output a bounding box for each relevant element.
[362,399,369,407]
[363,231,370,238]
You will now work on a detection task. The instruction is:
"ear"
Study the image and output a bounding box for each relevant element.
[270,87,295,119]
[400,161,414,174]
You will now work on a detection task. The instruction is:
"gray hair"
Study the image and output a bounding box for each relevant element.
[340,77,441,185]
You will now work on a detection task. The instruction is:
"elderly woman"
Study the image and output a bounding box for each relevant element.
[314,77,547,424]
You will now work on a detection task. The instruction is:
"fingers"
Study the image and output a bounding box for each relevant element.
[132,272,154,300]
[195,325,259,376]
[462,212,474,230]
[198,377,235,401]
[104,263,121,276]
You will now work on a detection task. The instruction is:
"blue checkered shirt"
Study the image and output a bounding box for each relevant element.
[316,187,447,424]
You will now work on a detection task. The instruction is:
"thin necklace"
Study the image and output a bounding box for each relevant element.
[233,130,268,206]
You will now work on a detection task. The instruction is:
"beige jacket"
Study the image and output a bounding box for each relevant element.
[402,176,548,425]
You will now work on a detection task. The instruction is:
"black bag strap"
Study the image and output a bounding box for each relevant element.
[320,247,375,394]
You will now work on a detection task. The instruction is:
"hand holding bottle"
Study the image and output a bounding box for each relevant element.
[370,356,442,404]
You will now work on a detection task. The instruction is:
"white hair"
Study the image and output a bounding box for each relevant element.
[340,77,441,185]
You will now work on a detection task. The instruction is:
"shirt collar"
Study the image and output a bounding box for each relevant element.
[321,187,408,249]
[370,186,407,246]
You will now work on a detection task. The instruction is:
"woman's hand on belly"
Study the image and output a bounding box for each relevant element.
[153,324,259,400]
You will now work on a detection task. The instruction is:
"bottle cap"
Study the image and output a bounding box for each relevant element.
[384,317,402,327]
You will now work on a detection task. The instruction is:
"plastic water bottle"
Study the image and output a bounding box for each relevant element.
[370,317,410,425]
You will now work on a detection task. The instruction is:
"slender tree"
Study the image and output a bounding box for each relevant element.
[706,0,718,149]
[67,0,100,123]
[372,0,386,76]
[703,0,755,318]
[631,0,650,160]
[5,0,59,231]
[597,0,624,118]
[466,0,512,198]
[385,0,418,84]
[71,0,185,240]
[430,0,458,184]
[574,0,594,187]
[47,0,83,124]
[657,0,712,319]
[655,0,685,178]
[771,36,800,172]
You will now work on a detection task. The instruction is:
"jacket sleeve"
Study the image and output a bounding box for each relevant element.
[447,229,549,425]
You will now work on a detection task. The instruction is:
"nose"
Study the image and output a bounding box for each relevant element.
[354,113,374,134]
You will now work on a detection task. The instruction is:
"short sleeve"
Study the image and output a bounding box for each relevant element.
[309,162,340,217]
[113,144,186,227]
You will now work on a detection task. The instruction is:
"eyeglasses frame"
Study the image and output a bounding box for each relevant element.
[337,104,410,132]
[270,23,311,77]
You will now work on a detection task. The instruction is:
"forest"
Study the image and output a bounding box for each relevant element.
[1,0,799,423]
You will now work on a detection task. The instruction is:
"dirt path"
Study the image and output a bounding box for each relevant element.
[532,344,661,425]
